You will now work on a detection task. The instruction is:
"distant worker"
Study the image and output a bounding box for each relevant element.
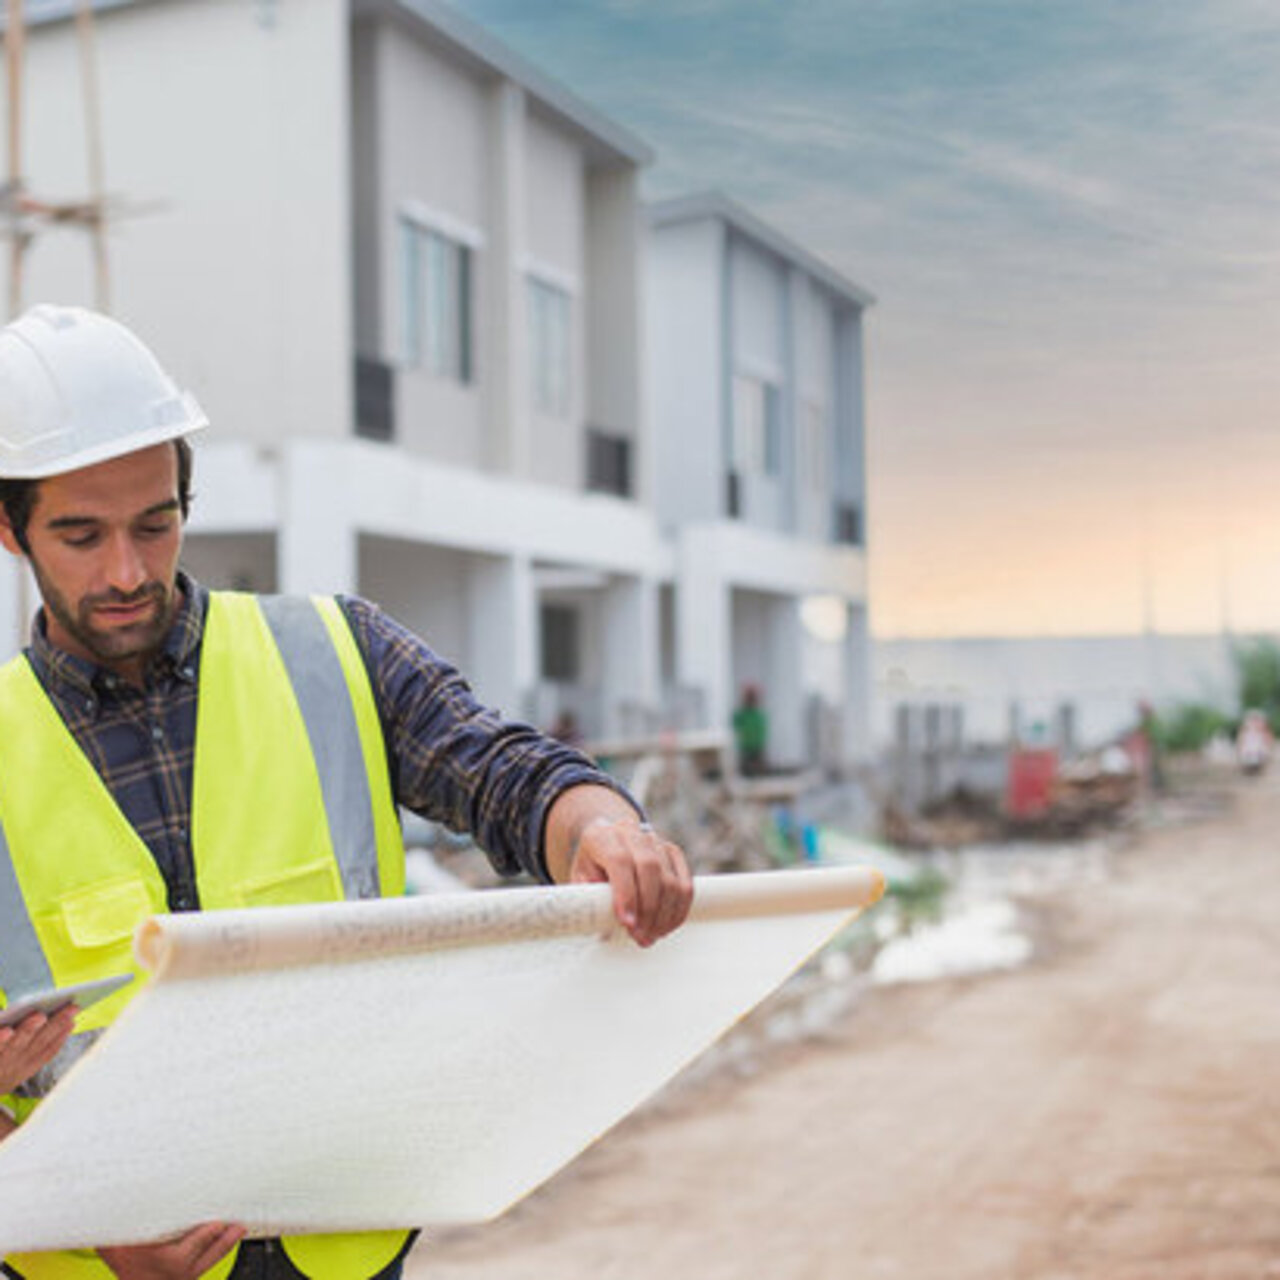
[0,305,693,1280]
[733,683,769,777]
[1236,708,1273,776]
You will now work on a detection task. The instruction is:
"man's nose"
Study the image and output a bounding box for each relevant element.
[103,533,147,593]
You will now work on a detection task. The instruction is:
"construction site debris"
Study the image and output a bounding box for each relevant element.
[883,744,1142,849]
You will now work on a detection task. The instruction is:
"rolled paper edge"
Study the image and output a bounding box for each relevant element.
[133,866,887,980]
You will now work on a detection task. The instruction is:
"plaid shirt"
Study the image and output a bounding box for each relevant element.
[23,573,620,911]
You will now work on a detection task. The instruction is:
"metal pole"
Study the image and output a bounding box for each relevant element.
[75,0,110,312]
[5,0,26,318]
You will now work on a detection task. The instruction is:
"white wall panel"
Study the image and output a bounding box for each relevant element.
[729,239,784,380]
[13,0,352,449]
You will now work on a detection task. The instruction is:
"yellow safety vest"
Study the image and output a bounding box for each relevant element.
[0,593,410,1280]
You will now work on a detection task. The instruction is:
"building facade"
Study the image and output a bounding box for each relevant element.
[646,194,874,769]
[1,0,875,769]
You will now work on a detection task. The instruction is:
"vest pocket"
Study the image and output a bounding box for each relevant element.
[58,878,155,953]
[236,859,343,908]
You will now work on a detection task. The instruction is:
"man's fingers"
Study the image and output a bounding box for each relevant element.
[606,846,642,936]
[630,835,670,945]
[654,838,694,939]
[100,1221,245,1279]
[621,828,692,947]
[183,1222,246,1275]
[25,1009,75,1063]
[0,1008,77,1092]
[567,815,694,946]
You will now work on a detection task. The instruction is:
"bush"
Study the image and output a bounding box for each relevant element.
[1153,703,1232,754]
[1234,638,1280,733]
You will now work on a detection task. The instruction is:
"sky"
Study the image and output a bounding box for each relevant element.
[454,0,1280,639]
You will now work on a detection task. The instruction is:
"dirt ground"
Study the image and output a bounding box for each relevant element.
[407,768,1280,1279]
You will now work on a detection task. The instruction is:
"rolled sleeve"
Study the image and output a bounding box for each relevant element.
[339,596,639,881]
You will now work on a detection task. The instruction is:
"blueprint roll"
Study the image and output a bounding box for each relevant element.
[0,866,886,1251]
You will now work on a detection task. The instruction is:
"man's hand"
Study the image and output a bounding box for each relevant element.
[0,1005,77,1095]
[99,1223,245,1279]
[546,785,693,947]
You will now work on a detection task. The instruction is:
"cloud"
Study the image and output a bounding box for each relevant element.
[450,0,1280,632]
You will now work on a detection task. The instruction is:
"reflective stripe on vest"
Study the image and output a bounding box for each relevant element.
[0,593,409,1280]
[259,595,381,900]
[0,817,53,999]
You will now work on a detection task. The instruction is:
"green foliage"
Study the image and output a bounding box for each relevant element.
[1234,638,1280,732]
[888,866,949,923]
[1152,703,1232,754]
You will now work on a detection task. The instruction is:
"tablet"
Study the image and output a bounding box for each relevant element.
[0,974,134,1030]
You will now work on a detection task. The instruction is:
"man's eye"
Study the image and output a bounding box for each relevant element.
[63,532,99,549]
[137,522,173,538]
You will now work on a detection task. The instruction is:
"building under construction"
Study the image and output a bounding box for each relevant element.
[0,0,875,778]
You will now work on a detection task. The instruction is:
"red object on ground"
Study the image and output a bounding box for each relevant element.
[1006,747,1058,818]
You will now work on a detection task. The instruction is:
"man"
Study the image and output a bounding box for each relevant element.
[0,305,693,1280]
[733,683,768,777]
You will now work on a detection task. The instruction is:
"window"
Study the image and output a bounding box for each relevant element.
[528,277,572,418]
[354,356,394,442]
[725,469,741,518]
[833,502,862,545]
[540,603,580,681]
[732,373,781,477]
[586,428,632,497]
[400,219,473,383]
[800,398,828,491]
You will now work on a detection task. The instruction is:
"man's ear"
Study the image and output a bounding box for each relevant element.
[0,509,26,559]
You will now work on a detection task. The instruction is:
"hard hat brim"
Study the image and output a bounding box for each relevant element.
[0,397,208,480]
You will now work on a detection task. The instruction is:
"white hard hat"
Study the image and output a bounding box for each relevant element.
[0,304,207,479]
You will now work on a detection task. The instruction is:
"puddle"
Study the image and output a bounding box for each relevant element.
[870,838,1111,985]
[872,898,1032,984]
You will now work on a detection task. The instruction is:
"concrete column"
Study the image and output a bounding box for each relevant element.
[0,557,34,662]
[585,166,644,497]
[676,531,730,733]
[841,602,873,766]
[486,81,529,478]
[601,574,658,738]
[276,447,357,595]
[467,551,535,720]
[765,595,805,768]
[782,267,803,535]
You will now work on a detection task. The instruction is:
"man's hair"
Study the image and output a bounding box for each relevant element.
[0,437,194,554]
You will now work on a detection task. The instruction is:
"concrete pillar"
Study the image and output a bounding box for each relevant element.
[585,166,644,498]
[486,81,529,478]
[841,602,873,766]
[0,557,34,661]
[601,574,658,738]
[467,552,535,720]
[276,447,357,595]
[676,531,730,733]
[765,595,805,768]
[782,267,803,535]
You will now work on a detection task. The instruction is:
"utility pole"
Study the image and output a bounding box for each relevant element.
[2,0,114,317]
[5,0,27,317]
[76,0,109,311]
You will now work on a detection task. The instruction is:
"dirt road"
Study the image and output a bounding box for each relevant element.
[408,770,1280,1279]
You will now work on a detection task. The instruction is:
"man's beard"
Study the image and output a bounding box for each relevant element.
[31,562,177,671]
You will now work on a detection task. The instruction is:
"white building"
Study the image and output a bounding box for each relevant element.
[874,632,1238,752]
[646,193,875,769]
[2,0,876,769]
